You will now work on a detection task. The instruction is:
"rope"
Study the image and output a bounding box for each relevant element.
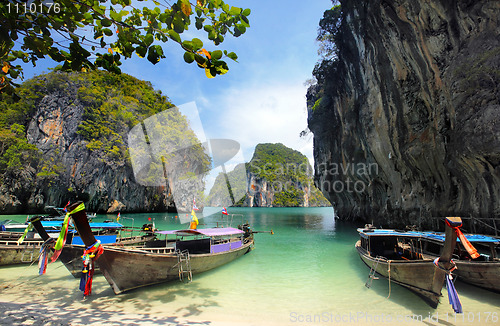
[387,260,391,299]
[433,257,457,275]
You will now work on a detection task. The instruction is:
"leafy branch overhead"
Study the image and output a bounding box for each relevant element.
[0,0,251,93]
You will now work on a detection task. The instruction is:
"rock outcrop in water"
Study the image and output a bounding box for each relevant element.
[0,71,208,213]
[307,0,500,230]
[207,143,330,207]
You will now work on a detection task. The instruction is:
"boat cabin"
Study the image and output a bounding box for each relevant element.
[156,227,245,254]
[358,229,427,260]
[420,232,500,261]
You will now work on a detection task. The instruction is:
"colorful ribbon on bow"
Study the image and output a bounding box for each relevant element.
[80,240,104,297]
[17,222,33,244]
[445,217,479,259]
[51,202,85,262]
[433,258,462,313]
[433,257,462,313]
[38,238,56,275]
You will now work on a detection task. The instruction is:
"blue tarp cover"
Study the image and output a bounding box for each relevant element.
[357,228,499,243]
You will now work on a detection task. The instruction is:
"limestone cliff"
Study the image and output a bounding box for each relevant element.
[206,143,330,207]
[0,71,208,213]
[308,0,500,230]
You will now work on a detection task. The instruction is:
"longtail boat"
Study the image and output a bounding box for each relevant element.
[29,217,156,277]
[0,233,75,266]
[356,217,461,308]
[42,202,254,295]
[418,232,500,293]
[0,216,152,267]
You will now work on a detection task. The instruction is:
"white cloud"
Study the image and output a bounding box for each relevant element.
[200,81,314,165]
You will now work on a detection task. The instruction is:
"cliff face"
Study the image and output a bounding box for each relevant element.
[0,71,207,214]
[308,0,500,229]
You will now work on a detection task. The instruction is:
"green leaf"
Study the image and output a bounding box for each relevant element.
[173,15,185,33]
[226,52,238,61]
[236,24,246,34]
[195,17,203,30]
[208,30,217,40]
[183,51,195,63]
[110,10,120,22]
[147,45,164,64]
[211,50,222,60]
[228,7,241,15]
[168,30,181,43]
[103,28,113,36]
[144,33,154,46]
[242,8,251,16]
[194,54,206,66]
[182,40,193,51]
[241,15,250,26]
[136,46,147,58]
[101,18,112,27]
[191,38,203,51]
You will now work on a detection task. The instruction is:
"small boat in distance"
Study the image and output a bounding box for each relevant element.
[67,201,254,295]
[356,217,460,308]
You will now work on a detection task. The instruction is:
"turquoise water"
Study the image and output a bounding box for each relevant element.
[1,207,499,325]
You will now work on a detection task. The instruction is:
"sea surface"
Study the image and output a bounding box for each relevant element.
[1,207,499,325]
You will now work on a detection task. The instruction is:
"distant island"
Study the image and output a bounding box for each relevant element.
[207,143,330,207]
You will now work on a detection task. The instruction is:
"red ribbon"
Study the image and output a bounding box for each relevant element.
[445,218,480,259]
[81,241,104,297]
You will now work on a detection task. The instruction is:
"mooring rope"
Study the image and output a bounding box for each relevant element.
[387,260,392,299]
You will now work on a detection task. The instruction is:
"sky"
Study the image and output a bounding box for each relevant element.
[18,0,334,192]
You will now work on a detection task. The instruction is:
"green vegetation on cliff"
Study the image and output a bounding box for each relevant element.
[0,70,210,200]
[0,70,173,174]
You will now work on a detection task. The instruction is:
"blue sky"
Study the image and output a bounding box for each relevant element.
[19,0,333,191]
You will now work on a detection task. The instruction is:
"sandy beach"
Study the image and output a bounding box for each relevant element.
[0,262,279,326]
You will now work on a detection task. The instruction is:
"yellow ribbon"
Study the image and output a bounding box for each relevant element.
[54,203,86,250]
[17,223,33,244]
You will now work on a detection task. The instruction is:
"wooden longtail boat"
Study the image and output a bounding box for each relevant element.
[0,234,74,266]
[418,232,500,293]
[29,218,156,277]
[356,217,460,308]
[60,202,253,294]
[0,213,153,267]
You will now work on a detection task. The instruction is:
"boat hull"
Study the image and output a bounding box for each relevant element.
[356,241,444,308]
[0,240,44,266]
[454,260,500,293]
[55,235,157,278]
[97,239,254,294]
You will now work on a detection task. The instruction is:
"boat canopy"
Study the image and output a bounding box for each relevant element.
[41,221,124,229]
[357,228,500,244]
[157,227,244,237]
[421,232,500,244]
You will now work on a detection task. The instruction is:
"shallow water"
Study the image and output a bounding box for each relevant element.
[1,207,499,325]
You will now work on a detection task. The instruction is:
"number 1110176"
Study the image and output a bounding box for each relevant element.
[7,2,61,14]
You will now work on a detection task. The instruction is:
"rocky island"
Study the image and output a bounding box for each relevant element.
[207,143,330,207]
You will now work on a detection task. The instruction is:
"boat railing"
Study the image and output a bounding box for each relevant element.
[463,216,500,236]
[0,239,44,246]
[429,216,500,236]
[215,214,244,228]
[118,216,135,237]
[140,247,176,254]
